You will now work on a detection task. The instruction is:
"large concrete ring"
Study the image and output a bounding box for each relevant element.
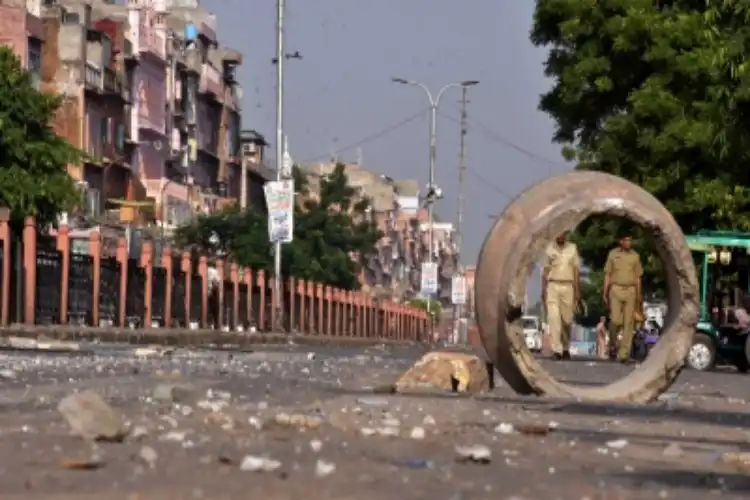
[475,171,700,403]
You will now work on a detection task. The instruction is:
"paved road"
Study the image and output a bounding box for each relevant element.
[1,343,750,499]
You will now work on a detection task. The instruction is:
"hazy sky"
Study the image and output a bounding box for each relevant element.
[202,0,572,267]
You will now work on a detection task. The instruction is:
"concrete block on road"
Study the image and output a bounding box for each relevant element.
[396,351,490,394]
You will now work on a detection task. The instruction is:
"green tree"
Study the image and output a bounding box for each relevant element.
[0,47,82,229]
[171,204,271,271]
[289,163,382,290]
[577,269,607,327]
[407,298,442,323]
[173,163,383,290]
[531,1,750,292]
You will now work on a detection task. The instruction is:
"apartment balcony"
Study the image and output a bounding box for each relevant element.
[103,68,123,96]
[198,63,222,97]
[85,63,127,101]
[138,25,166,60]
[123,39,138,66]
[84,62,102,93]
[102,131,127,163]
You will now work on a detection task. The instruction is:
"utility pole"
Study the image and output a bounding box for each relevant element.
[391,78,478,339]
[273,0,285,331]
[271,0,302,331]
[454,86,468,342]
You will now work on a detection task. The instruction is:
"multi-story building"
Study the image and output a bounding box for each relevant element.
[38,0,136,227]
[160,0,244,228]
[300,162,459,304]
[0,0,251,244]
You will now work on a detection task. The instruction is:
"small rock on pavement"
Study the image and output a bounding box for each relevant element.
[137,446,158,468]
[606,439,629,450]
[274,412,324,429]
[310,439,323,453]
[315,459,336,477]
[494,422,514,434]
[58,390,128,442]
[134,346,175,358]
[130,425,149,440]
[663,443,683,458]
[455,445,492,464]
[152,383,194,403]
[240,455,282,472]
[410,427,426,440]
[62,452,105,470]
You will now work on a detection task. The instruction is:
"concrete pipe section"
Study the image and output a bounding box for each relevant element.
[475,171,700,403]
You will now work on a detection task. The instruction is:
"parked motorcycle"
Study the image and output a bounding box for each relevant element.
[632,319,661,361]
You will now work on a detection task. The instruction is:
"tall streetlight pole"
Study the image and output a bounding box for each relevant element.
[273,0,285,330]
[454,85,469,343]
[271,0,303,330]
[391,78,478,324]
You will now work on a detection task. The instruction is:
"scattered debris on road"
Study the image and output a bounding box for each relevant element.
[0,345,747,498]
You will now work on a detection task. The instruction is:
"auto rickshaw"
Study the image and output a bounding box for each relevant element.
[685,230,750,372]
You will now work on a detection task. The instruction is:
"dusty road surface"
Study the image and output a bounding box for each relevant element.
[1,343,750,499]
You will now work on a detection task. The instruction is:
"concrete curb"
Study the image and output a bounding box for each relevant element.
[0,325,426,350]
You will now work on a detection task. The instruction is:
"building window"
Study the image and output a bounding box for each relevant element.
[27,41,42,90]
[88,113,100,158]
[100,117,108,145]
[101,36,112,68]
[116,123,125,151]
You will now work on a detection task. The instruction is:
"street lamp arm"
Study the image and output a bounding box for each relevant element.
[436,79,479,107]
[391,77,435,106]
[435,82,462,108]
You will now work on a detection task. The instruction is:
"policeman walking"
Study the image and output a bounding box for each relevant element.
[542,231,581,360]
[603,230,643,363]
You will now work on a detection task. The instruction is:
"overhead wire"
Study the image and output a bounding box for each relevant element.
[463,166,518,201]
[437,110,569,170]
[299,108,430,163]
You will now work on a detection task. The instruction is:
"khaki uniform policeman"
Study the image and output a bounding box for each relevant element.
[603,234,643,362]
[543,232,580,359]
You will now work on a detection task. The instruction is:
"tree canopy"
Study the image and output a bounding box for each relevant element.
[407,297,443,323]
[531,0,750,291]
[173,163,382,290]
[0,47,82,229]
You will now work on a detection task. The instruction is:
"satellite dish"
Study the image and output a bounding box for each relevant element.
[153,140,163,151]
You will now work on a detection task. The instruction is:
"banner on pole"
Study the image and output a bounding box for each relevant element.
[420,262,438,295]
[451,274,467,305]
[264,180,295,244]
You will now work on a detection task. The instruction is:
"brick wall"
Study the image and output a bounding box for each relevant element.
[40,16,82,174]
[0,4,28,66]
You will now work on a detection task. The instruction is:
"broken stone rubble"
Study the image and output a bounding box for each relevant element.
[395,351,492,394]
[0,343,742,498]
